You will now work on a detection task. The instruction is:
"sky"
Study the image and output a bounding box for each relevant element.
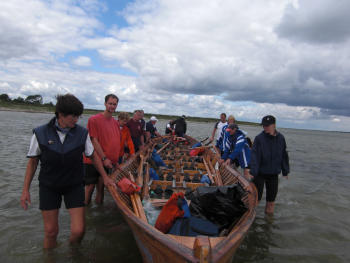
[1,0,350,132]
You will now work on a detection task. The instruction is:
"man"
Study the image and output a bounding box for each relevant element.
[249,115,290,215]
[146,116,161,141]
[83,94,121,205]
[174,115,187,137]
[127,110,145,152]
[215,115,236,153]
[165,120,175,135]
[219,124,251,178]
[118,112,135,163]
[209,113,227,144]
[20,94,115,249]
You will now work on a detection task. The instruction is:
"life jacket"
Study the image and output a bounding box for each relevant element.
[34,117,88,188]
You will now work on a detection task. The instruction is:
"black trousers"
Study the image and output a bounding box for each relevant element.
[253,174,278,202]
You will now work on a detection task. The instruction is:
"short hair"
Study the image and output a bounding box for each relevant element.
[55,94,83,118]
[118,112,130,121]
[105,94,119,103]
[220,113,226,117]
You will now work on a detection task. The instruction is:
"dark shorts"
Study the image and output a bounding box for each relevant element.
[84,163,101,185]
[253,174,279,202]
[39,183,84,210]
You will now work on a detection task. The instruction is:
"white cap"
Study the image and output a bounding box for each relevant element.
[150,116,158,121]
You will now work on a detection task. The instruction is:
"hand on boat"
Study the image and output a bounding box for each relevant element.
[103,158,113,169]
[20,190,31,210]
[103,176,116,188]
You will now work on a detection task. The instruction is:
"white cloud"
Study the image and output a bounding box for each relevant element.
[72,56,92,66]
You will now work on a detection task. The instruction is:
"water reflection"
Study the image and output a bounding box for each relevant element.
[233,212,278,263]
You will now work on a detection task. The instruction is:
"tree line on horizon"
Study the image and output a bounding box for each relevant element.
[0,93,54,107]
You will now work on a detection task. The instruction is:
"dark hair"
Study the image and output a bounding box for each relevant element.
[105,94,119,103]
[246,137,253,148]
[55,94,83,118]
[220,113,226,117]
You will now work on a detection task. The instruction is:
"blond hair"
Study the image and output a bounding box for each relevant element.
[227,115,236,123]
[118,112,130,121]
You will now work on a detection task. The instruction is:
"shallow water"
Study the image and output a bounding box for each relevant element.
[0,111,349,262]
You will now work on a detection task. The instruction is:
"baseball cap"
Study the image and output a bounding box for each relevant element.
[261,115,276,126]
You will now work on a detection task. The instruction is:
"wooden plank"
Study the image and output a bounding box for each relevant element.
[193,236,211,263]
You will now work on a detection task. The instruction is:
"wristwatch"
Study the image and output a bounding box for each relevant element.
[101,157,107,161]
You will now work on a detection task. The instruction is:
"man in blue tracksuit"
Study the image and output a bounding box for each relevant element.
[219,124,251,178]
[249,115,290,215]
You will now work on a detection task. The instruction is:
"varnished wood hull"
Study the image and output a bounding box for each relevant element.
[108,135,258,263]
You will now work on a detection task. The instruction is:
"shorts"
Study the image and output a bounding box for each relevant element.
[253,174,278,202]
[39,183,84,210]
[84,163,100,185]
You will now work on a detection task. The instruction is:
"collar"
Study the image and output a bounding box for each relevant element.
[55,119,71,134]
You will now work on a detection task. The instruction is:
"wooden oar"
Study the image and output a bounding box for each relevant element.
[129,172,147,222]
[136,154,144,187]
[207,158,223,186]
[156,141,170,154]
[202,158,215,184]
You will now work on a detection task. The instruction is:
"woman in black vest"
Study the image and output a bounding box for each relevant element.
[20,94,116,249]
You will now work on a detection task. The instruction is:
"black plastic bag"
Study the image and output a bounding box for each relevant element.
[189,185,247,231]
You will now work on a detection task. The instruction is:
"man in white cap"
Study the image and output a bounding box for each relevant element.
[146,116,161,142]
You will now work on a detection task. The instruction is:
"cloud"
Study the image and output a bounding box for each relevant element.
[276,0,350,44]
[72,56,92,66]
[0,0,350,131]
[89,0,350,118]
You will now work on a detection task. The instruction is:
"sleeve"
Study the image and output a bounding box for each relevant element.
[214,121,219,129]
[84,133,95,157]
[281,137,290,176]
[249,136,260,177]
[221,131,232,160]
[228,135,245,160]
[126,129,135,154]
[184,121,187,134]
[27,134,41,157]
[87,117,99,138]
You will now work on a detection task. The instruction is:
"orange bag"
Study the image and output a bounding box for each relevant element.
[117,177,141,195]
[155,192,185,233]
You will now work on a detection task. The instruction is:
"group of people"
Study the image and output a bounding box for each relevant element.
[20,93,289,250]
[20,93,164,249]
[209,112,290,215]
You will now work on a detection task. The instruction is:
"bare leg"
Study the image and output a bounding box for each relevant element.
[84,184,95,205]
[265,201,275,215]
[42,209,59,249]
[68,207,85,244]
[95,176,104,204]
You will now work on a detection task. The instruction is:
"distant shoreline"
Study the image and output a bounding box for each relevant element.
[0,104,259,126]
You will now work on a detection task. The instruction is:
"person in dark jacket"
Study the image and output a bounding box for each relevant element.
[20,94,116,249]
[174,115,187,137]
[249,115,290,215]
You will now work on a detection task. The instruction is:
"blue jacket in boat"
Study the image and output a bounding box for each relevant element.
[33,117,88,188]
[249,131,290,177]
[221,129,251,168]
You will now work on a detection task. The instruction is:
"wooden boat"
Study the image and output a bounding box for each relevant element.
[107,135,258,263]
